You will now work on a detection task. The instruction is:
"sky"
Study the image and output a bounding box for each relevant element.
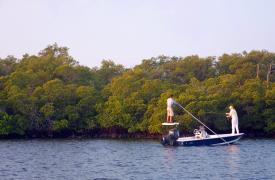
[0,0,275,68]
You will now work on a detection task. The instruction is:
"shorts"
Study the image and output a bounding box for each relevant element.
[167,107,174,116]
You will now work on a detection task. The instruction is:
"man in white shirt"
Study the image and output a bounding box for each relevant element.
[226,105,240,134]
[167,95,175,123]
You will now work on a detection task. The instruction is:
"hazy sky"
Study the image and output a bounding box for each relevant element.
[0,0,275,68]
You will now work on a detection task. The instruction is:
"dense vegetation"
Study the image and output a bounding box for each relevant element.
[0,44,274,138]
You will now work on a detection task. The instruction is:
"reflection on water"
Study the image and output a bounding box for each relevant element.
[226,144,240,154]
[226,145,241,178]
[162,147,176,160]
[0,139,274,180]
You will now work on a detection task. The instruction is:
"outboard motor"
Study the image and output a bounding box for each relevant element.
[161,128,179,146]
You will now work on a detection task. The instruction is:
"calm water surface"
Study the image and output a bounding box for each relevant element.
[0,138,274,180]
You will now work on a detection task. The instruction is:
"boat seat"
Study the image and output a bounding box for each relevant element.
[194,129,208,139]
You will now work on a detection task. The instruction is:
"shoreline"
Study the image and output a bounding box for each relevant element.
[0,129,274,140]
[0,128,162,140]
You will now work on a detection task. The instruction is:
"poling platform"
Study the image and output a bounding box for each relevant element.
[162,122,179,126]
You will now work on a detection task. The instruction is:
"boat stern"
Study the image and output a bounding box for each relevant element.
[160,128,180,146]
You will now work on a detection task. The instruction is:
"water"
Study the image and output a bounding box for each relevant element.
[0,138,274,180]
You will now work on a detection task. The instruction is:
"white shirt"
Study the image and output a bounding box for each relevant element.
[229,109,238,122]
[167,97,174,108]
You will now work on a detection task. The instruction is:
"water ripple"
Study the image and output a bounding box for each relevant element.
[0,139,274,179]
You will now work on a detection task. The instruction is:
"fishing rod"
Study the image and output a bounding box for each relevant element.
[174,102,230,145]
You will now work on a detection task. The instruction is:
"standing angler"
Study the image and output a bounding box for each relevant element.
[226,105,240,134]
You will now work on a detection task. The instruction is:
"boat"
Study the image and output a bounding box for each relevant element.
[161,126,244,146]
[160,102,244,146]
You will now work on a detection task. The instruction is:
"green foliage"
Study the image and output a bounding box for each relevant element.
[0,56,17,76]
[40,103,55,119]
[52,119,69,132]
[264,84,275,134]
[0,45,274,137]
[0,112,27,135]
